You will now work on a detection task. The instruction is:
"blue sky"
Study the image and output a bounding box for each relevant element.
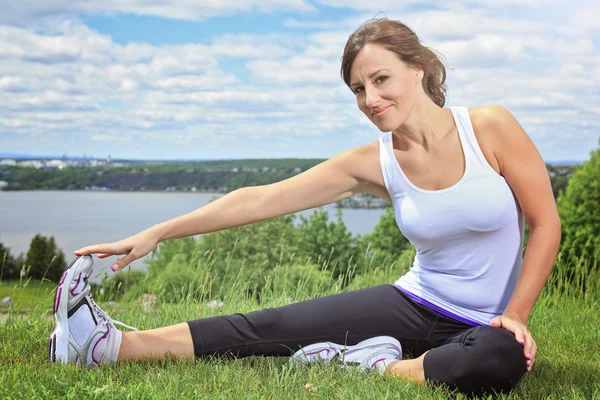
[0,1,598,162]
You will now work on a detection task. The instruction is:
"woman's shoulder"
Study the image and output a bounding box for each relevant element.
[467,104,515,130]
[466,105,518,174]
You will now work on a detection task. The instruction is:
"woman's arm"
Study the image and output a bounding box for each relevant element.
[475,105,562,370]
[76,142,385,269]
[156,152,358,240]
[483,105,561,321]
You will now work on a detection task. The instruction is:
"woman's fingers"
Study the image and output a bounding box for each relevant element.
[111,252,137,271]
[75,240,134,257]
[530,341,538,367]
[512,322,536,372]
[491,315,536,371]
[524,331,538,372]
[75,244,122,256]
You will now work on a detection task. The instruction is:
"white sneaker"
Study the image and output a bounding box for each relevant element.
[48,255,137,367]
[291,336,402,374]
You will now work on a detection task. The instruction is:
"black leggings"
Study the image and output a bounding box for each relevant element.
[186,284,527,396]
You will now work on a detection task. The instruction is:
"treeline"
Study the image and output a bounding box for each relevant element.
[0,159,577,199]
[0,234,67,282]
[1,145,596,299]
[0,159,323,192]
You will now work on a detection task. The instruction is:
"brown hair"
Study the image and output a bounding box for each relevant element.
[341,18,447,107]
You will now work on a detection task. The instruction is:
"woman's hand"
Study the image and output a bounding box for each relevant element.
[74,229,161,272]
[490,315,536,372]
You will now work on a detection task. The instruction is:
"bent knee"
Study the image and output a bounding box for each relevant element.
[471,327,527,391]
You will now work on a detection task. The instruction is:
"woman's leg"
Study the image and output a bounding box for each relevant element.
[49,257,435,368]
[118,323,194,361]
[117,289,525,396]
[185,285,438,360]
[386,352,428,382]
[118,285,443,369]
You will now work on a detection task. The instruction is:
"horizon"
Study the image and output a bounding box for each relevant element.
[1,2,599,161]
[0,152,585,166]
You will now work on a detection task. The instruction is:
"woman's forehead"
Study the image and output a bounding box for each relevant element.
[350,44,405,80]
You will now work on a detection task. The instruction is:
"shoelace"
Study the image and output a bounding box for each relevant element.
[89,293,138,331]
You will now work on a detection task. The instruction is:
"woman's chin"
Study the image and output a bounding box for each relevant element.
[374,121,396,132]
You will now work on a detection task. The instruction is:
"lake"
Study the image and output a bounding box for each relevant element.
[0,191,386,281]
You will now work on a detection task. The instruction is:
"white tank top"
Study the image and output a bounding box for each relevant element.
[378,106,525,326]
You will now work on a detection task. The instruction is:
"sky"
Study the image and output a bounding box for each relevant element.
[0,1,598,162]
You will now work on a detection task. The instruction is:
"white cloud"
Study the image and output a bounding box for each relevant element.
[1,0,316,26]
[210,34,299,59]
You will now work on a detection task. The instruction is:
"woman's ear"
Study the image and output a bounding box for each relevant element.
[412,66,424,84]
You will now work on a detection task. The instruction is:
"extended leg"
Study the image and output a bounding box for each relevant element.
[185,285,437,359]
[118,323,194,362]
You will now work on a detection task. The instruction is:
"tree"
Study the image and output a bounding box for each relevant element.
[556,143,600,263]
[0,241,18,281]
[25,234,67,282]
[359,207,410,265]
[296,209,359,279]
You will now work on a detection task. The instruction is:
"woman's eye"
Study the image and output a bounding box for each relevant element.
[375,75,388,84]
[353,86,364,94]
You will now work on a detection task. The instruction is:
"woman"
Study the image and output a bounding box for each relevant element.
[48,18,561,396]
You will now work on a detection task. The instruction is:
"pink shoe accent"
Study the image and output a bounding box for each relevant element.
[54,287,62,314]
[305,348,331,357]
[70,272,83,297]
[370,357,386,369]
[91,321,111,366]
[59,270,68,285]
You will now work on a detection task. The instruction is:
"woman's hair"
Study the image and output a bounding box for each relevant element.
[341,18,447,107]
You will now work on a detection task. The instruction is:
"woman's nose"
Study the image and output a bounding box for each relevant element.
[365,88,380,108]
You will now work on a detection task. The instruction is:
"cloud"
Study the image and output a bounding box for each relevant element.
[0,3,598,161]
[1,0,316,26]
[210,34,299,59]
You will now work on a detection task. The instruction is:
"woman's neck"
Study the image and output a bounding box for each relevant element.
[392,100,454,151]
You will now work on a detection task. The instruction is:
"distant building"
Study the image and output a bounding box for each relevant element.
[18,160,43,168]
[0,159,16,166]
[0,181,7,189]
[46,159,67,170]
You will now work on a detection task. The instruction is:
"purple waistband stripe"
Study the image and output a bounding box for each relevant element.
[394,285,483,327]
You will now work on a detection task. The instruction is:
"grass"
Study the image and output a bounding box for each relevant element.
[0,279,57,311]
[1,263,600,399]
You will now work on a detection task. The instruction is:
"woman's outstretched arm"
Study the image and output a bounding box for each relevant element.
[75,142,385,270]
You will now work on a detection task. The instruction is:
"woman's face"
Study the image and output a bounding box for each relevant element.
[349,43,422,132]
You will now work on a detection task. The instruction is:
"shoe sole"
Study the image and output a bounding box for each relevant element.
[48,255,91,364]
[291,336,402,366]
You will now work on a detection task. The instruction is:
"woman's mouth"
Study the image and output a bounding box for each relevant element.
[372,106,391,117]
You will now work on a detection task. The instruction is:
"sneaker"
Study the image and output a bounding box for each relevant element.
[48,255,137,367]
[291,336,402,374]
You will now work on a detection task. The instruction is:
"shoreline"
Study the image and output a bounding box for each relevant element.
[0,189,390,209]
[0,189,224,195]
